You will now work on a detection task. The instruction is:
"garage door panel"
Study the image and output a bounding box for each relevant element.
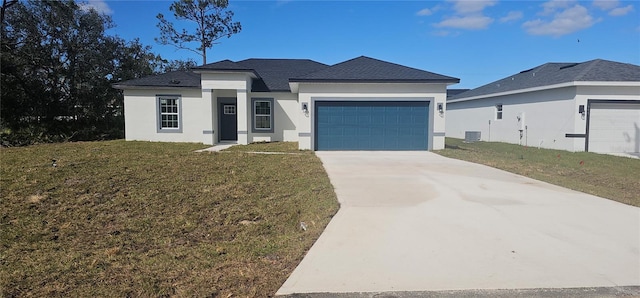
[588,102,640,154]
[315,101,429,150]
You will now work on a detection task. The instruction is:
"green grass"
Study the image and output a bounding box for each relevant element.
[1,141,339,297]
[436,138,640,207]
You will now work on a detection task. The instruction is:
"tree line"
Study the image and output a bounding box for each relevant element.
[0,0,199,146]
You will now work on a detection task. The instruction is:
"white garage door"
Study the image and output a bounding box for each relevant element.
[588,102,640,154]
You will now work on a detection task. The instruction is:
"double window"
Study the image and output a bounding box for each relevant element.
[495,104,503,120]
[252,98,274,132]
[157,95,182,132]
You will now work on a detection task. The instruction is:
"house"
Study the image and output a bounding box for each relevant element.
[113,56,459,150]
[446,59,640,155]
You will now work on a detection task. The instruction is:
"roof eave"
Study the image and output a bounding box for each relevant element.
[112,84,201,90]
[289,78,460,84]
[448,81,640,103]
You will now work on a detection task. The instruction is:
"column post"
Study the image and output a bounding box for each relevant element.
[201,89,215,145]
[236,88,249,145]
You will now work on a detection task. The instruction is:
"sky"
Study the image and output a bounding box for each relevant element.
[83,0,639,89]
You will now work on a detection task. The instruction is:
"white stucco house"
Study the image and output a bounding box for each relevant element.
[113,56,459,150]
[446,59,640,155]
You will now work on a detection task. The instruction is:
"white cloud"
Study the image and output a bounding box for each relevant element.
[500,11,524,23]
[609,4,634,16]
[435,15,494,30]
[416,5,442,16]
[593,0,619,10]
[523,4,597,37]
[450,0,497,14]
[417,8,434,16]
[433,0,495,31]
[540,0,576,15]
[79,0,112,15]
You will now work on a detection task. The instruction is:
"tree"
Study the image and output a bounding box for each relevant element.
[0,0,176,145]
[156,0,241,64]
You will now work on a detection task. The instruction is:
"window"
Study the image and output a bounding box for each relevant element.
[157,95,182,132]
[223,105,236,115]
[496,104,503,120]
[252,98,274,132]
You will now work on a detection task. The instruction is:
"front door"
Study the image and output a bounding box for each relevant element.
[219,102,237,141]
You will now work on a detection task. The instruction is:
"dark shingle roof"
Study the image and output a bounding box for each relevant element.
[290,56,460,83]
[113,56,461,91]
[238,59,328,92]
[196,58,329,92]
[447,89,470,98]
[194,59,252,71]
[112,71,201,89]
[450,59,640,101]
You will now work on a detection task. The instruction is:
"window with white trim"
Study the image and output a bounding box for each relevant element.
[495,104,503,120]
[158,96,180,130]
[252,99,273,132]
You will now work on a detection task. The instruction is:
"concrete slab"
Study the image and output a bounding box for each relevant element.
[276,151,640,295]
[194,142,238,152]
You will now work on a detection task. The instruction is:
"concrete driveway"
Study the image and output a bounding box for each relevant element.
[277,151,640,296]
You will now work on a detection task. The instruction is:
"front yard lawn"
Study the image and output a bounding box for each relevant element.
[1,141,339,297]
[436,138,640,207]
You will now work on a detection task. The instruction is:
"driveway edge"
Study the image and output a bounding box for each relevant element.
[279,286,640,297]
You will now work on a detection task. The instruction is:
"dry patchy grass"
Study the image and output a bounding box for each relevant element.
[223,142,304,153]
[437,138,640,207]
[1,141,338,297]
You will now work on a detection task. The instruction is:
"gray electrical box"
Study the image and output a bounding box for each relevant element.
[465,131,481,143]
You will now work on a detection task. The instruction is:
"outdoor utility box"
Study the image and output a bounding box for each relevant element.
[465,131,481,143]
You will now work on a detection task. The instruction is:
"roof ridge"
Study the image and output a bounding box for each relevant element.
[574,59,600,81]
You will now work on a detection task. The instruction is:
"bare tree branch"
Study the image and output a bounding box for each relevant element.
[155,0,241,64]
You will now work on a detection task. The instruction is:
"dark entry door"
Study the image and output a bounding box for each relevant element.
[219,103,237,141]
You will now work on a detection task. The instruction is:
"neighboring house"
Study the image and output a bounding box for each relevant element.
[113,56,459,150]
[446,59,640,155]
[446,88,470,99]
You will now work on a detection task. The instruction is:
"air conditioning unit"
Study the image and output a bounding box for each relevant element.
[465,131,481,143]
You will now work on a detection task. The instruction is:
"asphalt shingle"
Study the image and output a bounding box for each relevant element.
[112,71,201,88]
[290,56,460,83]
[450,59,640,100]
[114,56,461,91]
[195,58,329,92]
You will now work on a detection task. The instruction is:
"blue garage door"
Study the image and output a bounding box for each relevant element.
[315,101,429,150]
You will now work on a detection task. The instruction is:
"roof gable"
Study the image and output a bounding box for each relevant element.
[291,56,460,83]
[451,59,640,100]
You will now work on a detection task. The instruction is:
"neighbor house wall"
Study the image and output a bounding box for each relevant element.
[124,88,205,143]
[446,86,579,151]
[573,85,640,151]
[296,83,448,150]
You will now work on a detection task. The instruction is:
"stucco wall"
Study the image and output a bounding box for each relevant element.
[447,84,640,152]
[296,83,448,150]
[247,92,299,143]
[124,88,205,143]
[446,87,579,151]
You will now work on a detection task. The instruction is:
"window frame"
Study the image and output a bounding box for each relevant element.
[495,104,503,120]
[251,98,274,133]
[156,95,183,133]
